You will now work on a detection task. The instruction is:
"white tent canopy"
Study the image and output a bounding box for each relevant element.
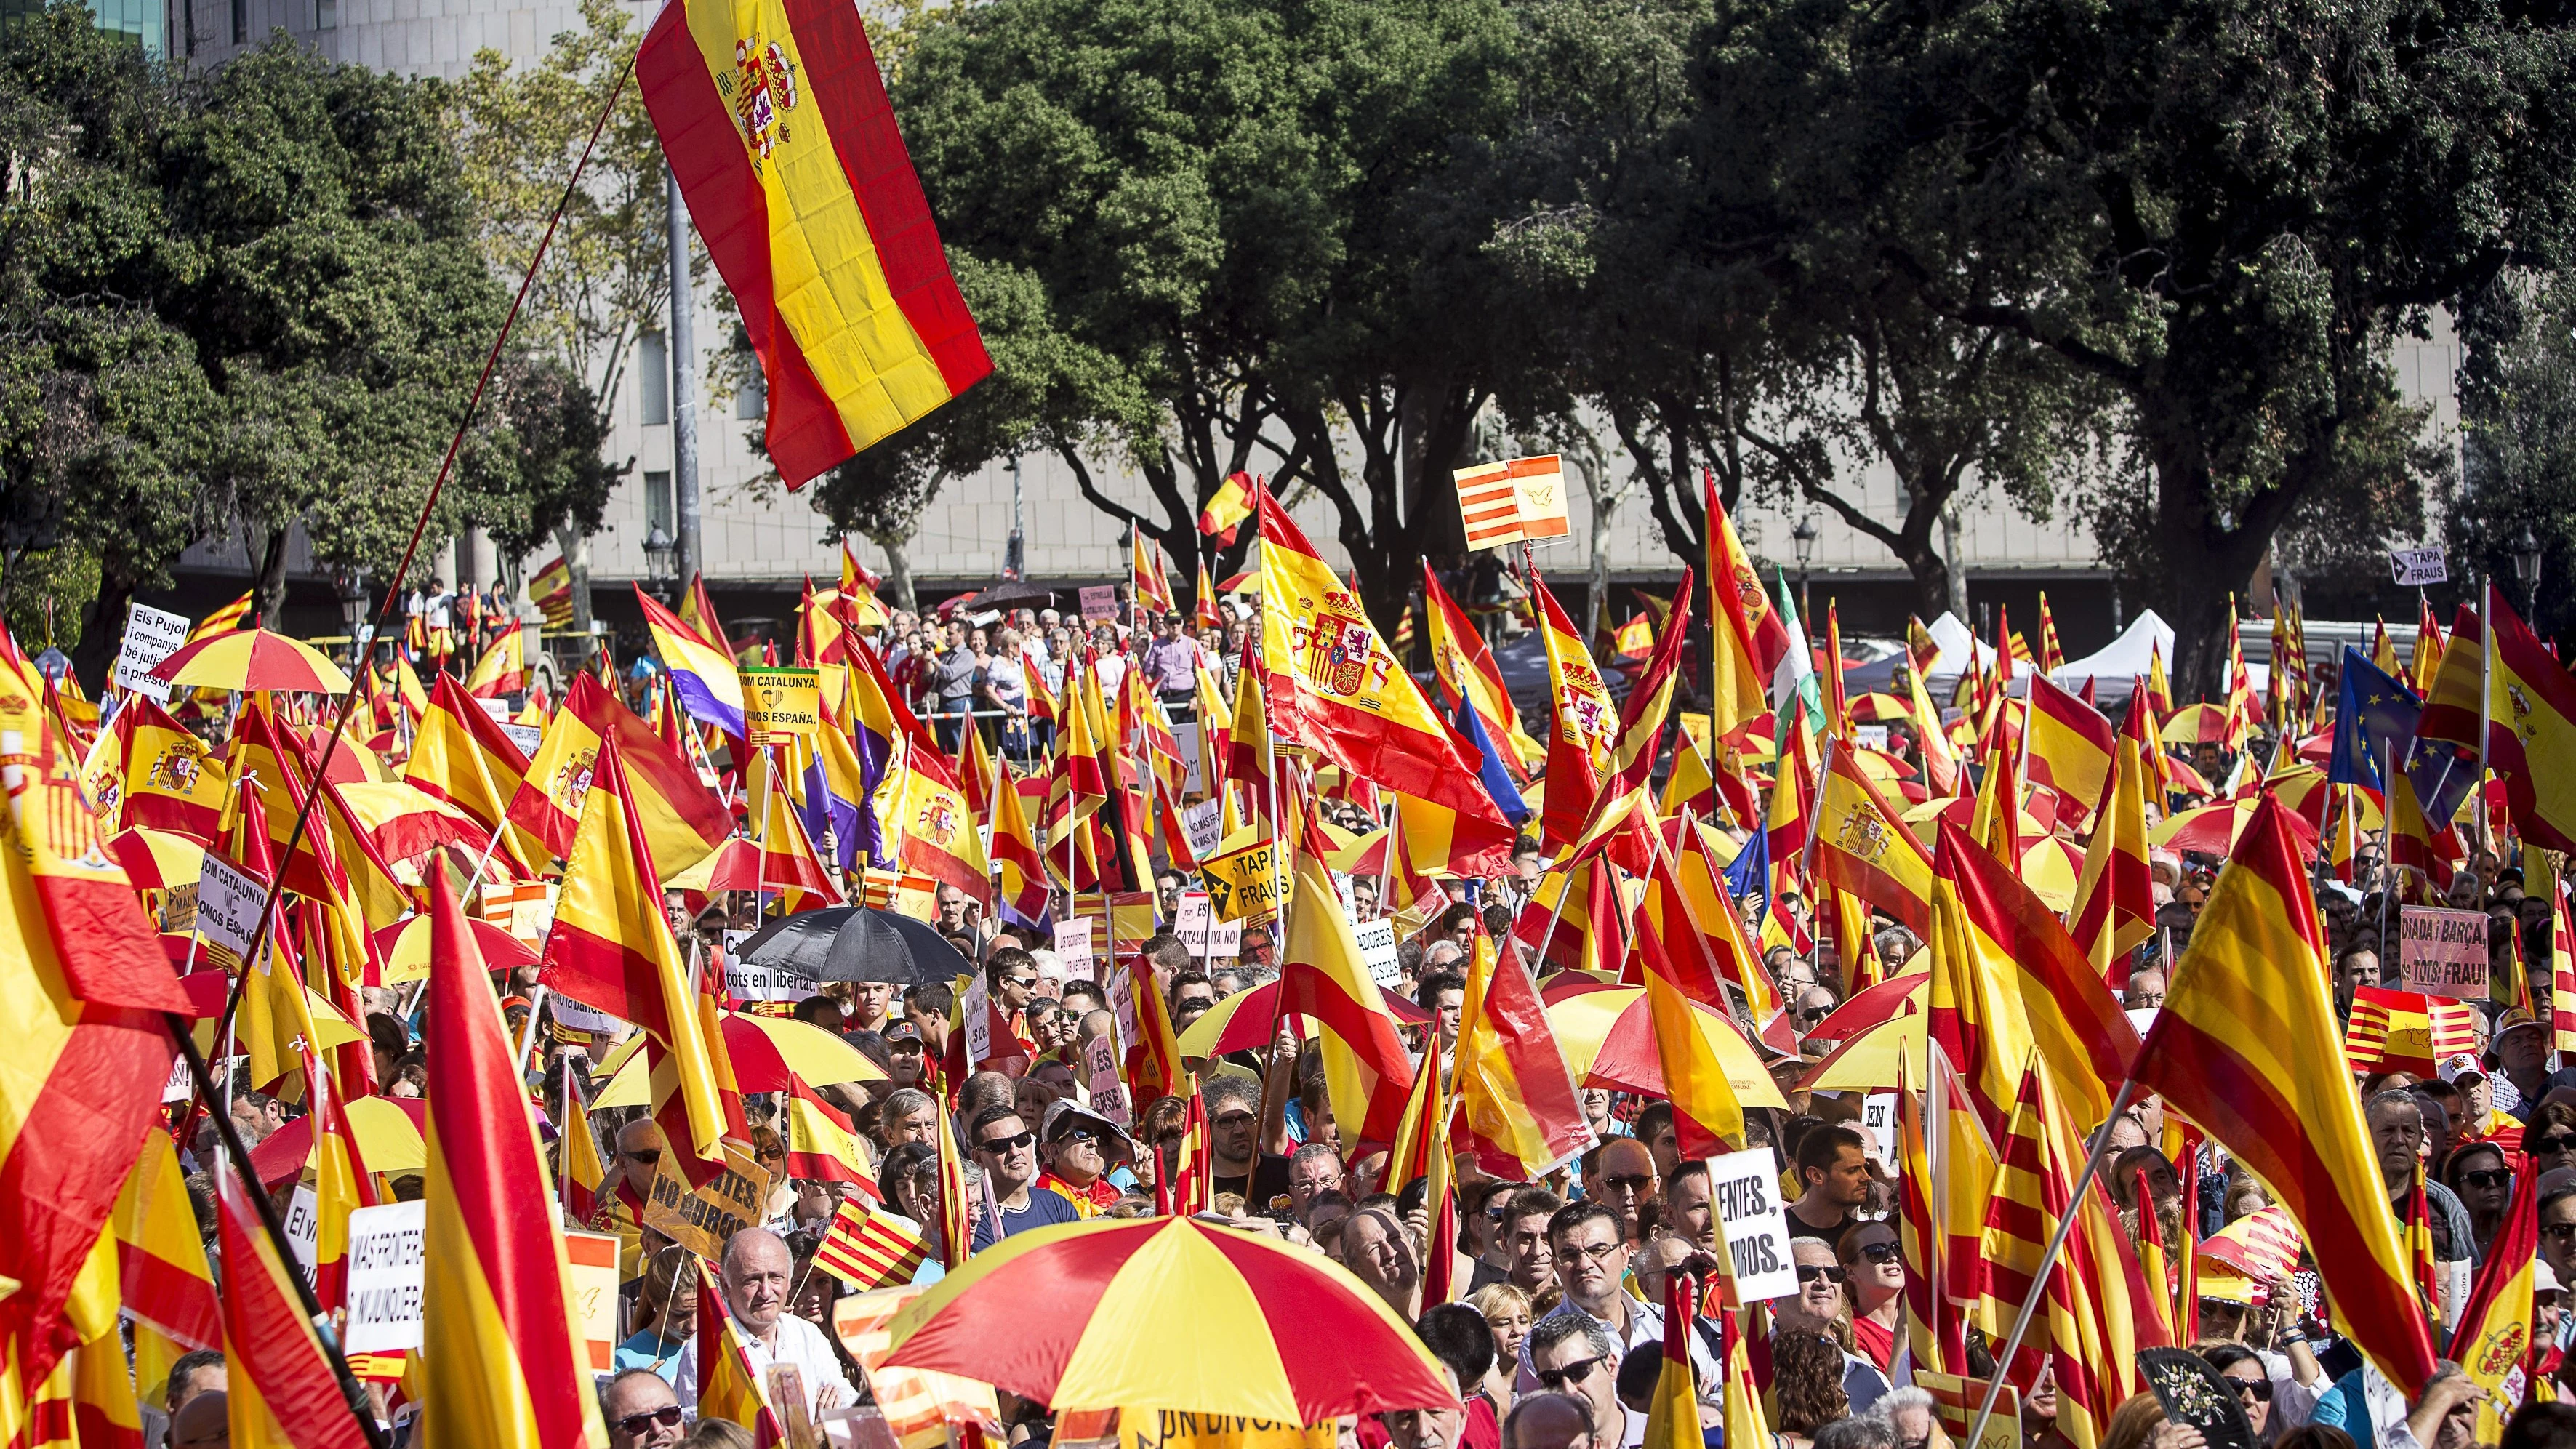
[2050,610,2175,689]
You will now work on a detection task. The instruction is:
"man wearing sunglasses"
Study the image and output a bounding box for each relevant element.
[968,1106,1081,1249]
[1515,1203,1717,1428]
[1037,1102,1133,1216]
[1525,1315,1630,1449]
[1776,1239,1890,1415]
[601,1368,686,1449]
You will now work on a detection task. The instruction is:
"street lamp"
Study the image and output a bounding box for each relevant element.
[642,523,678,603]
[2514,523,2544,620]
[337,571,369,662]
[1792,515,1820,616]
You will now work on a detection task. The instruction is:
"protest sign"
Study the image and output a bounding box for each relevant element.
[1181,800,1224,860]
[477,697,513,721]
[1079,586,1120,621]
[2397,905,2488,999]
[283,1184,321,1284]
[195,852,263,960]
[962,974,995,1067]
[563,1229,622,1375]
[1175,722,1204,795]
[1086,1033,1131,1127]
[501,721,545,757]
[1853,723,1890,752]
[113,603,189,701]
[1860,1092,1898,1166]
[742,667,823,746]
[1119,1411,1337,1449]
[341,1201,427,1354]
[1054,918,1097,976]
[643,1143,771,1262]
[1199,840,1284,922]
[1706,1146,1798,1301]
[2391,547,2449,587]
[1355,918,1400,987]
[726,958,820,1003]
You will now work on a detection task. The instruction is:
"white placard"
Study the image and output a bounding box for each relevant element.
[1355,918,1400,987]
[1053,918,1096,976]
[501,722,545,757]
[1106,962,1141,1048]
[1853,724,1890,752]
[476,697,513,721]
[341,1200,428,1353]
[163,1054,193,1104]
[1174,894,1213,950]
[1859,1093,1898,1167]
[1706,1146,1799,1301]
[114,603,190,701]
[1083,1033,1130,1128]
[962,975,994,1067]
[283,1183,321,1285]
[2398,905,2489,1000]
[2391,546,2449,587]
[726,960,819,1003]
[1174,722,1204,798]
[195,853,264,959]
[1181,800,1224,861]
[549,997,624,1035]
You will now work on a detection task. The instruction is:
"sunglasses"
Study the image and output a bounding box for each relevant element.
[1797,1007,1832,1024]
[2228,1378,2274,1403]
[1797,1264,1848,1285]
[1535,1356,1606,1391]
[1600,1173,1653,1193]
[976,1131,1037,1152]
[614,1406,685,1436]
[757,1147,785,1162]
[1004,976,1038,990]
[2459,1169,2513,1189]
[2535,1134,2576,1155]
[1849,1241,1903,1264]
[2544,1221,2576,1241]
[618,1148,662,1165]
[1056,1128,1100,1145]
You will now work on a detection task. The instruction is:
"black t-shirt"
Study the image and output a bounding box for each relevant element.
[1215,1152,1293,1215]
[1786,1205,1858,1259]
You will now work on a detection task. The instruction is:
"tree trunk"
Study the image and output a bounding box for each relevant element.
[558,523,595,633]
[71,571,131,695]
[870,529,918,614]
[252,523,291,628]
[1940,505,1969,620]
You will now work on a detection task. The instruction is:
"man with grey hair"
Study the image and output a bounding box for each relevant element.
[878,1087,940,1149]
[1286,1140,1343,1226]
[1815,1418,1899,1449]
[1502,1392,1597,1449]
[675,1228,852,1416]
[1527,1314,1631,1448]
[1869,1386,1941,1449]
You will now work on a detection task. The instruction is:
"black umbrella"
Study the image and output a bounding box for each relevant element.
[956,580,1056,614]
[734,905,972,987]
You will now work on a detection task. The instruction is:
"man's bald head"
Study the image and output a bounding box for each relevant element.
[718,1228,795,1338]
[169,1389,229,1449]
[1504,1392,1595,1449]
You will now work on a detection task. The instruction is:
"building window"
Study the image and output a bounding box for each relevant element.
[314,0,332,28]
[638,332,669,425]
[645,470,673,537]
[230,0,243,42]
[735,367,765,421]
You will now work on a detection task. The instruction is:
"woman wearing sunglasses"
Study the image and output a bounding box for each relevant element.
[1839,1221,1906,1373]
[2441,1141,2513,1265]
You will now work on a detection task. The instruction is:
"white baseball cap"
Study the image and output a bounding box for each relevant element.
[2436,1052,2487,1085]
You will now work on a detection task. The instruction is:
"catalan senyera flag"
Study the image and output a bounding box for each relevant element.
[406,673,545,875]
[2066,736,2156,980]
[1256,491,1514,846]
[2024,673,2116,827]
[1453,927,1594,1179]
[636,0,989,489]
[1806,736,1935,934]
[1421,563,1543,774]
[510,671,730,871]
[2343,985,2480,1076]
[2484,585,2576,852]
[189,590,254,641]
[419,864,606,1449]
[1928,822,2138,1133]
[1277,848,1418,1149]
[814,1197,928,1290]
[1703,472,1791,739]
[1131,533,1176,617]
[539,734,734,1175]
[216,1165,372,1449]
[2556,885,2576,1060]
[2450,1153,2537,1442]
[2132,793,2441,1394]
[464,627,526,697]
[637,586,747,740]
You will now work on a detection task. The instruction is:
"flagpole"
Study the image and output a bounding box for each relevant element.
[1961,1075,2141,1449]
[514,984,551,1081]
[2379,736,2397,938]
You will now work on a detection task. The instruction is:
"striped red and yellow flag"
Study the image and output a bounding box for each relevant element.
[2068,737,2156,981]
[1422,563,1543,775]
[815,1198,929,1291]
[1278,848,1419,1149]
[112,1132,220,1404]
[188,590,254,641]
[2556,884,2576,1060]
[1131,534,1176,617]
[420,863,606,1449]
[508,672,730,871]
[2451,1152,2537,1441]
[561,1085,607,1229]
[1453,454,1569,550]
[2345,985,2480,1075]
[2133,794,2441,1394]
[216,1165,372,1449]
[1451,923,1594,1179]
[2036,592,2064,673]
[637,0,990,489]
[2200,1205,2303,1283]
[831,1286,1000,1449]
[406,673,545,877]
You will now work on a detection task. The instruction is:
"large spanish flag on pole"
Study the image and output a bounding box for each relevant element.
[1421,563,1543,775]
[637,0,990,488]
[215,1167,373,1449]
[1806,737,1935,934]
[2484,584,2576,852]
[2132,795,2441,1394]
[420,864,606,1448]
[1703,472,1791,739]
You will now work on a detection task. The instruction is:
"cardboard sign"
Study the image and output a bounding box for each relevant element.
[563,1229,622,1375]
[1198,839,1284,922]
[2398,905,2489,1000]
[1118,1410,1338,1449]
[1354,918,1400,987]
[726,959,820,1003]
[2391,547,2449,587]
[1706,1146,1799,1301]
[341,1200,428,1353]
[1860,1092,1898,1167]
[195,852,264,960]
[742,667,823,747]
[1079,585,1120,622]
[962,974,995,1067]
[113,602,190,701]
[1085,1032,1131,1127]
[1054,918,1097,976]
[641,1143,772,1263]
[1853,723,1890,752]
[1181,800,1224,860]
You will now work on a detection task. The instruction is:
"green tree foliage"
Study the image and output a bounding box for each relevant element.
[2455,273,2576,638]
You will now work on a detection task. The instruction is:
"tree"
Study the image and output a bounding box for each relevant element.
[2454,272,2576,640]
[1771,0,2576,696]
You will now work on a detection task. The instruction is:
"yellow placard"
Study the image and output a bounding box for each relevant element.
[1070,1410,1335,1449]
[742,667,823,747]
[1197,840,1285,923]
[641,1143,773,1263]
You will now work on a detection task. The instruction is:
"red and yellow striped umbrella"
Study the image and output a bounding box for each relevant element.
[148,628,350,694]
[882,1216,1456,1420]
[1541,982,1791,1110]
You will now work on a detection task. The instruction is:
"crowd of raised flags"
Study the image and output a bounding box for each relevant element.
[12,452,2576,1449]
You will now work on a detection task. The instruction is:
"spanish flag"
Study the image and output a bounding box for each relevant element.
[2132,794,2441,1394]
[1452,926,1593,1179]
[531,555,574,628]
[1704,473,1791,739]
[989,755,1051,927]
[1807,736,1935,934]
[2486,585,2576,852]
[510,671,730,871]
[561,1085,608,1229]
[420,864,606,1448]
[216,1165,373,1449]
[637,0,989,488]
[99,697,228,838]
[1634,845,1746,1155]
[1421,563,1542,775]
[111,1133,220,1404]
[2451,1153,2537,1442]
[638,585,747,740]
[1277,848,1418,1149]
[1198,470,1254,543]
[1531,576,1615,850]
[893,746,987,902]
[694,1270,788,1445]
[2066,737,2155,980]
[406,673,544,875]
[1131,533,1176,617]
[1640,1273,1703,1449]
[2417,601,2486,752]
[1605,569,1695,796]
[2024,673,2116,827]
[464,627,526,697]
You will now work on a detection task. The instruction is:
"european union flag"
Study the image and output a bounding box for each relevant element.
[2332,647,2418,789]
[1725,813,1770,921]
[1452,692,1531,827]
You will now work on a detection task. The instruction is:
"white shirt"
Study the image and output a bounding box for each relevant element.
[674,1309,853,1418]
